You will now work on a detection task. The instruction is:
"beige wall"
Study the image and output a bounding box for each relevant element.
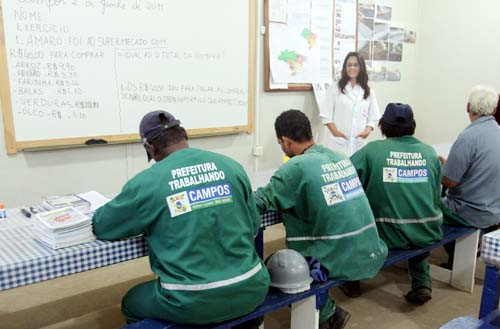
[414,0,500,143]
[0,0,424,207]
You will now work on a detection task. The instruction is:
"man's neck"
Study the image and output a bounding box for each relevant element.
[295,141,315,156]
[157,141,189,161]
[469,113,482,122]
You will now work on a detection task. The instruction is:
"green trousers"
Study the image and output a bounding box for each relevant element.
[122,280,169,324]
[319,294,336,325]
[408,252,432,289]
[121,278,267,325]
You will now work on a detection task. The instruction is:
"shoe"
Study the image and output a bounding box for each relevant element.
[338,281,361,298]
[320,307,351,329]
[405,287,432,305]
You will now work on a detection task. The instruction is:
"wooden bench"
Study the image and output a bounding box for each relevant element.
[122,225,479,329]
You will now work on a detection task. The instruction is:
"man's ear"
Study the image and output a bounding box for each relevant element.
[281,136,293,149]
[466,102,471,113]
[149,143,159,160]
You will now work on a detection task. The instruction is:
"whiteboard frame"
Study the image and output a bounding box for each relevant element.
[0,0,256,154]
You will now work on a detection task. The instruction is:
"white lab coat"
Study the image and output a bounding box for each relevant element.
[319,83,380,156]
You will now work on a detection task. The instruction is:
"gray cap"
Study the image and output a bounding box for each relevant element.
[266,249,313,294]
[139,110,180,161]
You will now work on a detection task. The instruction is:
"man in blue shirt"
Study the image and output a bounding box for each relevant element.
[441,85,500,266]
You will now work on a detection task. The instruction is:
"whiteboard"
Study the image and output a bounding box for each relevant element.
[0,0,255,154]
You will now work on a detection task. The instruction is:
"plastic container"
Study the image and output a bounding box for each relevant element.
[0,203,6,219]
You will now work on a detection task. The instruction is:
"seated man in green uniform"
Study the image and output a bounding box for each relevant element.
[350,103,443,305]
[92,110,270,328]
[255,110,388,329]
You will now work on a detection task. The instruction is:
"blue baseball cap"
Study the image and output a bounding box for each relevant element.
[382,103,414,127]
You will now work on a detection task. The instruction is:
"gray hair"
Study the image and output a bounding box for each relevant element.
[468,85,498,116]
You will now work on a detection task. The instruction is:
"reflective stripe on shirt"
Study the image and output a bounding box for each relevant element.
[160,263,262,291]
[375,213,442,224]
[286,222,376,242]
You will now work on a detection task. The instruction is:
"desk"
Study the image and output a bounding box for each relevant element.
[479,230,500,318]
[0,208,281,291]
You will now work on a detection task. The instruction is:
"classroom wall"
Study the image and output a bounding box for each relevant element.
[1,0,419,207]
[255,0,420,169]
[414,0,500,144]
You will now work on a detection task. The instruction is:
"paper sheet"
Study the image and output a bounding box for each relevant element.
[78,191,111,212]
[311,0,334,82]
[333,0,357,80]
[269,0,288,23]
[287,0,311,27]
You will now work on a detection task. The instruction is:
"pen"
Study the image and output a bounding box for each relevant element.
[20,208,31,218]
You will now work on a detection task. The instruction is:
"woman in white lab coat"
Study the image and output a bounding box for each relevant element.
[320,52,380,155]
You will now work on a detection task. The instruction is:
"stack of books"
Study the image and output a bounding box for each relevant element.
[42,194,91,213]
[33,207,95,249]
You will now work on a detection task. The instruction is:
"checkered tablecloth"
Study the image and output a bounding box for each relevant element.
[481,230,500,267]
[0,208,281,291]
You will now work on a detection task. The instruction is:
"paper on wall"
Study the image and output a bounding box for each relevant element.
[269,0,288,23]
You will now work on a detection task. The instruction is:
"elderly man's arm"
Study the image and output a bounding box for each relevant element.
[442,175,459,188]
[442,137,471,190]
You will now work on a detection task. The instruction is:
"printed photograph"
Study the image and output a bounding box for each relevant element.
[359,3,375,18]
[386,63,402,82]
[370,61,387,82]
[370,65,386,82]
[358,39,372,61]
[389,27,405,43]
[373,22,390,41]
[372,41,389,61]
[388,42,403,62]
[358,17,374,39]
[404,29,417,43]
[376,5,392,22]
[365,60,373,77]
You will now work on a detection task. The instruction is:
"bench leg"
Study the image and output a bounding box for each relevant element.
[450,229,480,293]
[290,295,319,329]
[479,265,500,319]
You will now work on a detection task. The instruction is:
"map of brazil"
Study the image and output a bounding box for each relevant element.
[271,26,321,83]
[277,29,317,76]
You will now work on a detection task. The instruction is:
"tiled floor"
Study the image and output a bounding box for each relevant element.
[0,224,486,329]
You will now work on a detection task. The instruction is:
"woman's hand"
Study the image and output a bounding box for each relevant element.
[356,126,373,139]
[326,123,347,139]
[331,130,347,139]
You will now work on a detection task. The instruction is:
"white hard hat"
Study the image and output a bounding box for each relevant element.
[266,249,313,294]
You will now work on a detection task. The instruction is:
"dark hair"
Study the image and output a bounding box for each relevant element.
[150,125,188,150]
[379,117,416,138]
[275,109,313,142]
[338,52,370,99]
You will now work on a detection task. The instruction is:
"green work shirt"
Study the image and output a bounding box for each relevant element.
[351,136,443,249]
[255,145,388,281]
[93,148,269,324]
